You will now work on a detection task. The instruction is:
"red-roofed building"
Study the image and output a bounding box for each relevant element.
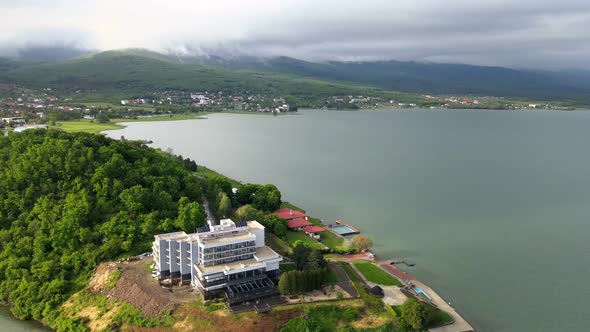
[304,226,326,239]
[275,208,308,221]
[287,218,313,231]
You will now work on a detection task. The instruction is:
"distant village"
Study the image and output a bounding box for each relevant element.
[0,86,566,129]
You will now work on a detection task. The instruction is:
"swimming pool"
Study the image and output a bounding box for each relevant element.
[415,287,432,301]
[331,225,358,235]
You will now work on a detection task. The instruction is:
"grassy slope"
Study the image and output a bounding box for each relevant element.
[353,262,402,286]
[52,114,206,134]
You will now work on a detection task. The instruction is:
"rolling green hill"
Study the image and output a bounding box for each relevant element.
[201,56,590,104]
[0,50,409,101]
[2,48,589,106]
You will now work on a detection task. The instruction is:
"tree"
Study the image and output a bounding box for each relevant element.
[217,192,232,218]
[262,214,287,238]
[209,175,233,197]
[292,243,311,271]
[176,197,206,232]
[234,204,263,222]
[278,272,291,294]
[235,183,260,205]
[305,249,327,271]
[352,235,373,252]
[401,298,433,331]
[96,112,109,123]
[252,184,281,211]
[272,220,287,239]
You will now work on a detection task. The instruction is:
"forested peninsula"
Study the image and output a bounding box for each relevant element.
[0,130,207,329]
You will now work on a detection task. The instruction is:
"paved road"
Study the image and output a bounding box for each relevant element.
[202,196,218,226]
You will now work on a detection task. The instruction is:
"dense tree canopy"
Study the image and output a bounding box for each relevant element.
[400,298,434,331]
[235,183,282,212]
[0,130,203,329]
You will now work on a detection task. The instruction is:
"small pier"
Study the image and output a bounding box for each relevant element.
[391,259,415,267]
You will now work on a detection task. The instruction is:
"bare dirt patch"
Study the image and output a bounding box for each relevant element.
[350,314,392,330]
[90,258,195,317]
[172,303,302,332]
[284,284,352,304]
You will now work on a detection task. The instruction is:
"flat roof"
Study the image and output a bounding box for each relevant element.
[247,220,265,230]
[199,231,256,246]
[196,257,265,275]
[155,231,188,241]
[254,246,281,261]
[195,246,281,275]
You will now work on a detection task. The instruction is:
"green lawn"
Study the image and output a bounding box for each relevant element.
[112,113,205,122]
[325,265,341,284]
[195,165,242,187]
[53,120,124,134]
[266,233,293,256]
[53,113,206,135]
[353,262,401,286]
[285,231,328,251]
[338,262,363,283]
[280,202,306,212]
[431,308,453,327]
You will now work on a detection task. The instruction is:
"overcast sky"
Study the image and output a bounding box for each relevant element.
[1,0,589,69]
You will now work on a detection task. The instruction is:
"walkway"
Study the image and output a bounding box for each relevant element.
[202,196,218,226]
[380,262,416,281]
[376,261,473,332]
[410,279,474,332]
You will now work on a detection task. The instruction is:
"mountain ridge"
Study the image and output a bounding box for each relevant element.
[1,48,589,104]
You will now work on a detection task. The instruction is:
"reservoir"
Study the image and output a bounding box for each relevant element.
[107,108,590,331]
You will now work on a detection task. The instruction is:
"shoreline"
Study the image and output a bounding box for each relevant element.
[51,106,589,136]
[101,109,481,332]
[190,165,475,331]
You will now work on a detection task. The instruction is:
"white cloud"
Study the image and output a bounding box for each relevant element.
[1,0,589,68]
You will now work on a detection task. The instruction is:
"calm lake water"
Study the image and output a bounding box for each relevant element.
[106,109,590,331]
[0,307,47,331]
[9,109,587,331]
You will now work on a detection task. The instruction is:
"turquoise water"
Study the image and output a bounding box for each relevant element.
[415,288,432,301]
[101,108,590,331]
[330,225,356,235]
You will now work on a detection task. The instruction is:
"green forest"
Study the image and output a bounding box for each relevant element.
[0,130,204,329]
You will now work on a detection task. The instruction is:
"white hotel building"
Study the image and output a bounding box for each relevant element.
[152,219,282,303]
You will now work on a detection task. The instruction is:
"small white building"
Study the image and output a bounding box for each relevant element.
[1,117,26,125]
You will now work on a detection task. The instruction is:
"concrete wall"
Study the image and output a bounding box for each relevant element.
[252,228,265,247]
[169,240,179,273]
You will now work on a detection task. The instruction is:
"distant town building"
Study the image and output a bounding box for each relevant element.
[13,124,47,132]
[152,219,282,303]
[1,117,26,125]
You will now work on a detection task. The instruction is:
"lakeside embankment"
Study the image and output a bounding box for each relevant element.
[197,165,475,332]
[100,108,590,331]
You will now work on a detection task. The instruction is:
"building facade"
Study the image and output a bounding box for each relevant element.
[153,219,282,303]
